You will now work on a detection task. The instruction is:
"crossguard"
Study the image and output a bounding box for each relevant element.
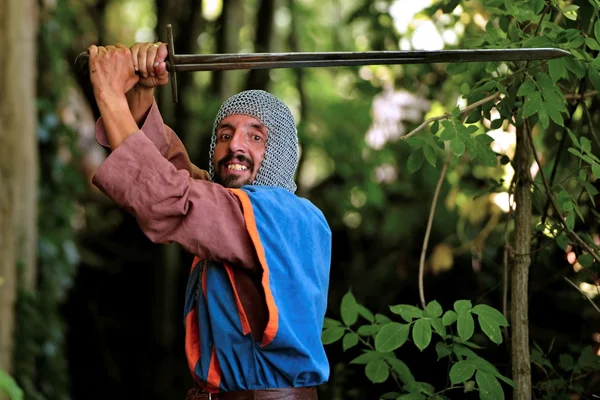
[166,24,178,103]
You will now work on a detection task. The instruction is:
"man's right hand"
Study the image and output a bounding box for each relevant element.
[130,42,169,88]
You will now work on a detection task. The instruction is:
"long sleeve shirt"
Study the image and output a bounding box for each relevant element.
[92,101,259,271]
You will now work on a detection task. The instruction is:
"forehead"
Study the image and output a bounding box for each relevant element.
[218,114,267,132]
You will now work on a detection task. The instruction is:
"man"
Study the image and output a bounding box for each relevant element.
[88,42,332,399]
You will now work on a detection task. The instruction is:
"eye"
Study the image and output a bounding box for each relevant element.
[252,135,264,142]
[219,133,232,141]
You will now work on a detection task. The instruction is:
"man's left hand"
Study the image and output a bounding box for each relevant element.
[88,43,140,99]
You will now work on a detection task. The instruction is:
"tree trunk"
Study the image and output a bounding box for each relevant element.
[511,124,533,399]
[0,0,38,373]
[211,0,245,99]
[245,0,276,90]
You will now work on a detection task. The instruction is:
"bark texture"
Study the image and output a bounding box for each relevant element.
[0,0,38,373]
[511,124,533,400]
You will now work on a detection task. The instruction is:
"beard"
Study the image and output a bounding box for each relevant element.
[213,154,255,188]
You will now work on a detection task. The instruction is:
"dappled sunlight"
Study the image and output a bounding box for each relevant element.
[365,89,430,149]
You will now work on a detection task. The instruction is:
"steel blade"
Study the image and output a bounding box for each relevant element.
[173,48,569,67]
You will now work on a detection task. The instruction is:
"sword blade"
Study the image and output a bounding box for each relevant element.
[173,48,569,69]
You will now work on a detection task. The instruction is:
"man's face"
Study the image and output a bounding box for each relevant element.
[212,114,268,188]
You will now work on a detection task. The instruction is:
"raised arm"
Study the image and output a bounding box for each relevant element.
[88,43,258,270]
[94,41,208,180]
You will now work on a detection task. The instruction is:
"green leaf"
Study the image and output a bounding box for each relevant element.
[478,315,503,344]
[0,370,23,400]
[426,300,443,318]
[390,304,423,322]
[449,360,477,385]
[442,310,458,326]
[375,322,410,352]
[592,163,600,179]
[430,318,446,336]
[350,351,386,364]
[457,311,475,341]
[357,304,375,323]
[322,327,346,344]
[567,128,580,147]
[586,37,600,50]
[476,370,505,400]
[407,150,425,173]
[490,118,504,129]
[439,125,456,141]
[379,392,401,400]
[341,290,359,326]
[323,317,342,329]
[548,57,567,83]
[423,143,437,167]
[545,100,564,126]
[595,20,600,42]
[396,394,427,400]
[450,137,465,156]
[559,354,575,371]
[589,66,600,92]
[342,333,358,352]
[516,79,536,96]
[386,358,416,384]
[404,381,435,395]
[436,342,452,359]
[578,253,594,268]
[523,91,542,118]
[358,324,382,336]
[405,136,426,148]
[538,103,549,130]
[567,212,575,231]
[454,300,473,313]
[375,314,392,324]
[365,359,390,383]
[412,319,432,351]
[471,304,509,326]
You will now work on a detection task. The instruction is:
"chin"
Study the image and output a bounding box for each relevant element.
[215,174,252,188]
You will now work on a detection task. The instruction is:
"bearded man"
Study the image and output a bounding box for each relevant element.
[88,42,331,400]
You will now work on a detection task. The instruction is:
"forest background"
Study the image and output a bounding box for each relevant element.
[2,0,600,399]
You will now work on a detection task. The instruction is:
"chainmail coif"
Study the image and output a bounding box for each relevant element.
[208,90,299,193]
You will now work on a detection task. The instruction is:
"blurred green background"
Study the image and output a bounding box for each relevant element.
[2,0,600,399]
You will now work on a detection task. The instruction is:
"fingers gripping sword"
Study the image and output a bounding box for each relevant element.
[75,24,569,103]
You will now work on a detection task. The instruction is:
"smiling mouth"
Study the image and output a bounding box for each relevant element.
[226,163,248,171]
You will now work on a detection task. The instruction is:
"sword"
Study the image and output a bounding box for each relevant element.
[75,24,569,103]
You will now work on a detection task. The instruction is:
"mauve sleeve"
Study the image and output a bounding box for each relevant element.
[95,100,211,180]
[92,109,258,271]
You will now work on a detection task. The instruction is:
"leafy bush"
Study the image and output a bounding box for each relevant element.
[322,291,514,400]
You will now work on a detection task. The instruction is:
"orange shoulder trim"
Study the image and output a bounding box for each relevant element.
[228,188,279,346]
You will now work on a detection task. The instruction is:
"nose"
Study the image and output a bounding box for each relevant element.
[227,130,247,153]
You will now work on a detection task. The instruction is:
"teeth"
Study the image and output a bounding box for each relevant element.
[227,164,248,171]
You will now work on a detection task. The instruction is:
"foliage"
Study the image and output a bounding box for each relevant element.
[323,290,513,399]
[531,342,600,398]
[0,370,23,400]
[13,1,84,399]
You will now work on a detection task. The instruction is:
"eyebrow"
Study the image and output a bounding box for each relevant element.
[218,122,267,132]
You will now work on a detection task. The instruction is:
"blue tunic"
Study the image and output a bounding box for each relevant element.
[183,186,331,392]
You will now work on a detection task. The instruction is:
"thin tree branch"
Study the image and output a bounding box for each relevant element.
[564,90,598,100]
[563,277,600,315]
[401,92,502,142]
[526,123,600,264]
[419,152,451,308]
[582,101,600,149]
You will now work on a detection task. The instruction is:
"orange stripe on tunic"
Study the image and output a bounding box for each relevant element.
[191,256,201,272]
[207,346,222,392]
[228,189,279,347]
[185,308,205,388]
[224,265,252,335]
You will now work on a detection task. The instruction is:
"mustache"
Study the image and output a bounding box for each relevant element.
[218,154,254,170]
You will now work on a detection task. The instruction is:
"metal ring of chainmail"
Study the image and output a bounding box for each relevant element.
[208,90,299,193]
